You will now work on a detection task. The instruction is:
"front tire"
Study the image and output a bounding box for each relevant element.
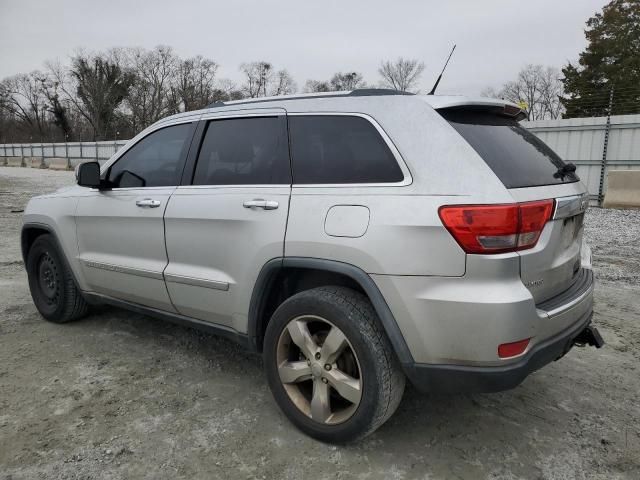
[264,286,405,443]
[26,234,88,323]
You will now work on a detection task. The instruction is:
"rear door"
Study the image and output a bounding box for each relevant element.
[440,108,587,303]
[163,109,291,331]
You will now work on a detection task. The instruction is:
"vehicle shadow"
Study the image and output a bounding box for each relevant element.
[76,303,624,472]
[81,304,262,366]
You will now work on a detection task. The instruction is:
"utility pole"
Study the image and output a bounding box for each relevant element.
[598,87,614,206]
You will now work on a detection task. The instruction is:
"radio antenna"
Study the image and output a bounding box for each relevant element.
[427,44,456,95]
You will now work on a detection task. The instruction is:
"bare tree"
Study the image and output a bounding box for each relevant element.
[0,84,10,132]
[216,78,245,101]
[501,66,541,120]
[3,47,249,141]
[39,74,72,138]
[537,67,564,120]
[47,52,134,140]
[487,65,564,120]
[303,80,332,93]
[170,55,219,111]
[46,59,97,140]
[73,54,135,139]
[240,61,273,98]
[239,62,297,97]
[330,72,365,91]
[124,46,177,131]
[0,71,49,137]
[0,47,387,141]
[378,57,425,92]
[303,71,366,92]
[272,69,296,96]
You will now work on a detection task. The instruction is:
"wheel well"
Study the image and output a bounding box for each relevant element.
[21,227,50,262]
[254,267,365,352]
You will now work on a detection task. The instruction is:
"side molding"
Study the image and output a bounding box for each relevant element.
[81,259,164,280]
[164,272,230,291]
[247,257,415,365]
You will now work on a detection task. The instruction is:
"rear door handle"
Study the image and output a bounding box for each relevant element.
[136,198,161,208]
[243,199,279,210]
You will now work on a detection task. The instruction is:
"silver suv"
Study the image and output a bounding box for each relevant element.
[22,90,603,443]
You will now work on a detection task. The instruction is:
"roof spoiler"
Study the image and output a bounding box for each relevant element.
[437,103,527,122]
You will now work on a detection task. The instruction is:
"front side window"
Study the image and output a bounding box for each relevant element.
[289,115,404,184]
[192,116,290,185]
[107,123,192,188]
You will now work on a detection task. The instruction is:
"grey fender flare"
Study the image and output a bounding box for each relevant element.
[21,222,60,263]
[247,256,415,366]
[21,222,84,294]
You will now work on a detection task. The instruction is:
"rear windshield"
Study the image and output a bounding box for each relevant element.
[440,109,579,188]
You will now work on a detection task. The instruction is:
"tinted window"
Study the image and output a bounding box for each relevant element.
[193,117,290,185]
[440,110,579,188]
[289,116,404,184]
[107,123,192,188]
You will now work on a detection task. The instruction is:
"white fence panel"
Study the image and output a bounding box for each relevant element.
[0,140,128,164]
[523,114,640,202]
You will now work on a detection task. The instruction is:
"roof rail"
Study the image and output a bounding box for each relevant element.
[206,88,414,109]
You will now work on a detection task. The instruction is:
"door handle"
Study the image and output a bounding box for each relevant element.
[243,199,279,210]
[136,198,161,208]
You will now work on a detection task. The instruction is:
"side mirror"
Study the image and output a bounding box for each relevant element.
[76,161,101,188]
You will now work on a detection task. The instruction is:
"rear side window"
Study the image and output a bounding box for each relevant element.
[193,116,290,185]
[289,115,404,184]
[440,109,579,188]
[108,123,192,188]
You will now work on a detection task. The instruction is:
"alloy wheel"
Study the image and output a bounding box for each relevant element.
[276,315,362,425]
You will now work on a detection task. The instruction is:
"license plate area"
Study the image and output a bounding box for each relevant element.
[560,212,584,250]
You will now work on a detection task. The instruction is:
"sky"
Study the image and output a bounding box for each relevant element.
[0,0,610,96]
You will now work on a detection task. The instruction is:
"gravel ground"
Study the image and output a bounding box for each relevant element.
[1,166,639,480]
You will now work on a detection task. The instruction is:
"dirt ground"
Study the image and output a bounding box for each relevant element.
[1,166,639,480]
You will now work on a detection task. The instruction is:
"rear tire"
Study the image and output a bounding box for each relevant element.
[264,286,405,443]
[26,234,88,323]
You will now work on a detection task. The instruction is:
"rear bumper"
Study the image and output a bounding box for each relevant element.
[403,309,593,393]
[373,254,597,392]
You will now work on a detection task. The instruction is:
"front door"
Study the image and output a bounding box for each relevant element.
[163,110,291,332]
[76,121,196,310]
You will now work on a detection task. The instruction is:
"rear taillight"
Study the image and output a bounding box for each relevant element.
[438,199,554,254]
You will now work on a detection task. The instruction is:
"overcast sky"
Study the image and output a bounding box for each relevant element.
[0,0,609,95]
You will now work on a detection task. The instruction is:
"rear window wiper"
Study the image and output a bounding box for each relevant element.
[554,162,576,179]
